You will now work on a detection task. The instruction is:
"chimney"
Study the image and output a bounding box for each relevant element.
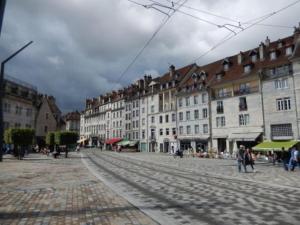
[293,22,300,43]
[265,36,270,47]
[259,42,265,61]
[169,65,175,78]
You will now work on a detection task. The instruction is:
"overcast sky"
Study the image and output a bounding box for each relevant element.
[0,0,299,112]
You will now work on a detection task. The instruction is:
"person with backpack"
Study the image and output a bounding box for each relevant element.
[244,148,255,172]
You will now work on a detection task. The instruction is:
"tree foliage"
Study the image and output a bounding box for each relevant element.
[10,129,35,146]
[54,131,78,146]
[46,132,55,146]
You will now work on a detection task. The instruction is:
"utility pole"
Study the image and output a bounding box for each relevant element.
[0,0,6,36]
[0,41,33,161]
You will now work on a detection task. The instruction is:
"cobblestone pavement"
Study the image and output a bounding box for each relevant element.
[0,153,159,225]
[83,150,300,225]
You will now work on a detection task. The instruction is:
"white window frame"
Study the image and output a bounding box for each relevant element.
[239,114,250,126]
[276,98,291,111]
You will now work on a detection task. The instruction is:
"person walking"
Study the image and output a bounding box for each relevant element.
[236,145,247,173]
[290,147,299,171]
[281,147,289,171]
[244,148,255,172]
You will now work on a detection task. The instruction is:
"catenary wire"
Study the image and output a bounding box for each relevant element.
[115,0,188,87]
[191,0,300,63]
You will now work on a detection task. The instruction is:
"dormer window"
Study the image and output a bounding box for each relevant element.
[191,72,199,81]
[222,58,231,71]
[286,46,293,56]
[216,74,222,80]
[249,50,258,63]
[224,64,229,71]
[244,64,252,73]
[200,71,207,80]
[270,51,277,60]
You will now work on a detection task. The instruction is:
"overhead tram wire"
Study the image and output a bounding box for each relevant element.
[159,0,294,29]
[115,0,188,87]
[191,0,300,63]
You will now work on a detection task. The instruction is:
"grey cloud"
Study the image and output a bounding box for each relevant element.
[0,0,299,112]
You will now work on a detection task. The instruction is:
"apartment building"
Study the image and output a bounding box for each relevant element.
[176,67,212,152]
[80,25,300,154]
[3,75,38,130]
[63,111,80,133]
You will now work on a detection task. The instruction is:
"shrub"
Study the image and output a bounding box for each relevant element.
[46,132,55,146]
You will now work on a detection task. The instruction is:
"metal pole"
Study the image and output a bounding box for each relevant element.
[0,41,33,161]
[0,0,6,36]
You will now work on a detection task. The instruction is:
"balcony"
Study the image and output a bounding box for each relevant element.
[212,91,232,100]
[234,86,259,96]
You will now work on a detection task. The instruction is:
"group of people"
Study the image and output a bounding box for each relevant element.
[236,145,255,173]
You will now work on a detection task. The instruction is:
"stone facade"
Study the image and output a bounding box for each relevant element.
[81,26,300,154]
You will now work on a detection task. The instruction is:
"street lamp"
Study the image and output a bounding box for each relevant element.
[0,40,33,161]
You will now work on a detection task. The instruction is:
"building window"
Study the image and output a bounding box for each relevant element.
[194,95,198,105]
[216,101,224,114]
[251,54,257,62]
[186,111,190,121]
[179,112,183,121]
[4,103,11,113]
[159,116,163,123]
[178,98,183,107]
[160,129,163,136]
[142,130,145,139]
[239,114,249,126]
[172,113,176,122]
[165,114,169,123]
[274,78,288,89]
[142,118,145,126]
[151,116,155,123]
[44,126,48,132]
[179,126,183,135]
[172,128,176,135]
[216,116,226,127]
[203,124,208,134]
[276,98,291,111]
[142,107,145,113]
[286,47,293,56]
[151,105,154,113]
[244,65,252,73]
[239,97,247,111]
[185,97,190,106]
[202,93,207,103]
[203,108,208,118]
[194,110,199,119]
[195,125,199,134]
[46,113,49,119]
[270,51,277,60]
[186,126,191,134]
[166,128,169,135]
[271,124,293,137]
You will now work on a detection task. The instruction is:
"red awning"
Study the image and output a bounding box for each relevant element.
[105,138,122,145]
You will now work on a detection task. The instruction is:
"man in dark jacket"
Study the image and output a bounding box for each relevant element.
[236,145,246,173]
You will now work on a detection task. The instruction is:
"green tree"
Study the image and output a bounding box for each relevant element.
[54,131,78,158]
[9,128,35,159]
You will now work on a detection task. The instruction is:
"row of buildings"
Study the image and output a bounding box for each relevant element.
[3,74,80,146]
[80,25,300,154]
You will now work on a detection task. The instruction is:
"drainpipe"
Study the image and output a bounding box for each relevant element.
[292,71,300,139]
[208,87,213,150]
[258,71,266,140]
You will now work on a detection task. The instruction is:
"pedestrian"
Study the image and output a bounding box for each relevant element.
[244,148,255,172]
[76,145,80,153]
[236,145,247,173]
[289,147,299,171]
[281,147,289,171]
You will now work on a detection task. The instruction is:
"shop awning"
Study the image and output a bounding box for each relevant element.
[253,140,299,151]
[229,132,261,141]
[128,140,139,147]
[117,139,130,146]
[77,138,88,144]
[105,138,122,145]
